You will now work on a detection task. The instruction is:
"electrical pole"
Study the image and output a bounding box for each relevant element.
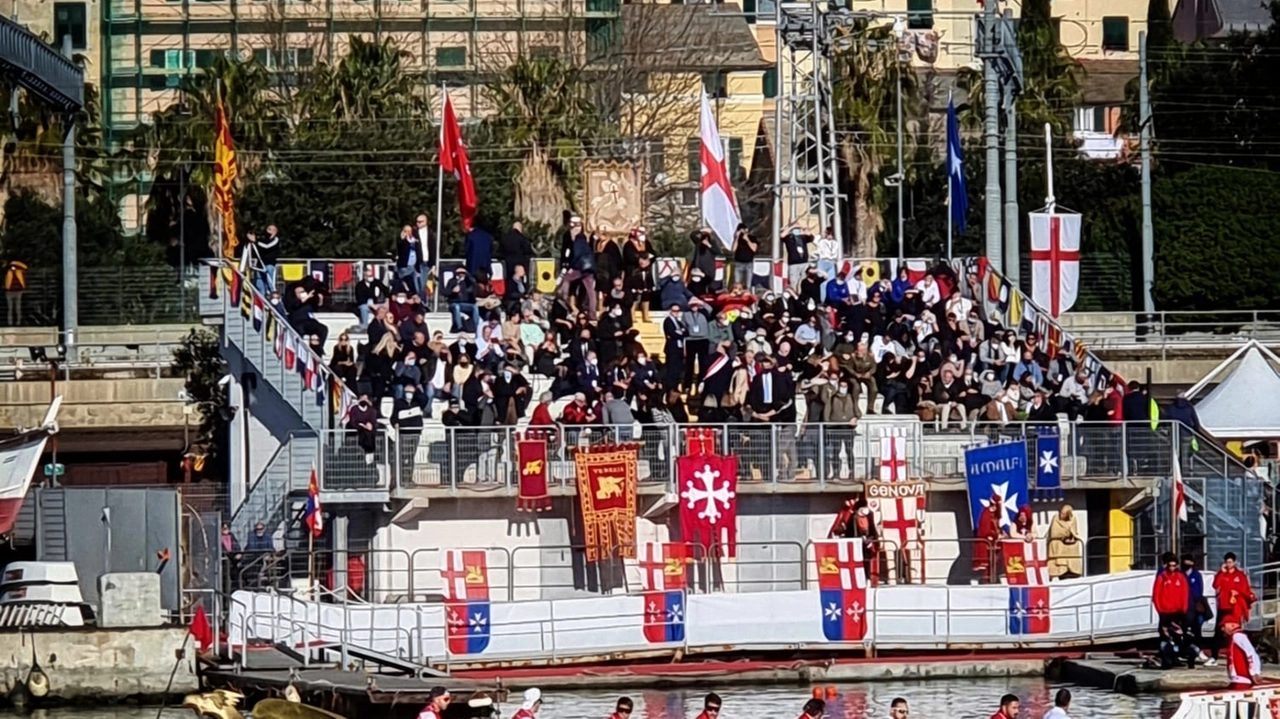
[60,34,77,349]
[982,0,1002,271]
[1002,9,1019,288]
[896,48,905,262]
[1140,30,1155,315]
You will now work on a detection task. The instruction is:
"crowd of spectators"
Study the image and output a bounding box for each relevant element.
[254,211,1150,473]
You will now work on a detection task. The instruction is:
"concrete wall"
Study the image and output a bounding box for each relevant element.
[0,626,197,700]
[0,378,188,429]
[370,490,1098,601]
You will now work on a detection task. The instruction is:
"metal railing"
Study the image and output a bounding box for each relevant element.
[222,534,1172,605]
[0,266,201,327]
[1063,309,1280,352]
[316,420,1258,491]
[229,565,1164,666]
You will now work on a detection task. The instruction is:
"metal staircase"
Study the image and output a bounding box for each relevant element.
[230,433,320,542]
[199,262,359,537]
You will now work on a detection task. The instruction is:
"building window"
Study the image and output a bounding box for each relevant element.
[149,49,195,69]
[53,3,87,51]
[743,0,756,23]
[762,68,777,99]
[586,18,619,63]
[623,71,649,95]
[907,0,932,30]
[680,188,699,208]
[647,137,666,179]
[703,72,728,99]
[529,45,559,59]
[435,47,467,68]
[1102,17,1129,51]
[728,137,743,181]
[687,138,700,183]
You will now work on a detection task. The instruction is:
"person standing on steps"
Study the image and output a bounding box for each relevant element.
[1209,552,1257,667]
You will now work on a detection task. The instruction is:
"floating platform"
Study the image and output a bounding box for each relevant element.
[1060,654,1280,695]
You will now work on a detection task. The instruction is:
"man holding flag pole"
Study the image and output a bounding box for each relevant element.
[304,466,323,591]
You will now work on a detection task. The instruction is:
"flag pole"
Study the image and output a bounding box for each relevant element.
[946,90,953,261]
[1044,122,1056,214]
[307,525,315,598]
[434,82,446,313]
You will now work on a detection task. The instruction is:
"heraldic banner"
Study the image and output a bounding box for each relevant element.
[676,453,739,557]
[516,432,552,512]
[573,444,640,562]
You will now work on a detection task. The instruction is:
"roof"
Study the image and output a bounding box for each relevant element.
[1173,0,1274,41]
[621,3,768,72]
[1078,60,1137,106]
[1187,340,1280,439]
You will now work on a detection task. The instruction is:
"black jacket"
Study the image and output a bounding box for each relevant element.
[499,229,533,266]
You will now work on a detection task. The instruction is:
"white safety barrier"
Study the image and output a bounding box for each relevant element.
[228,570,1170,664]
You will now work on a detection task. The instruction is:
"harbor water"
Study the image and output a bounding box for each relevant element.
[5,679,1169,719]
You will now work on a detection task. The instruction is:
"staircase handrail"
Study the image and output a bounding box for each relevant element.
[210,258,359,431]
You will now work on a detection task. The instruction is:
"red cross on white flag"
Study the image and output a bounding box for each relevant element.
[879,435,907,481]
[1029,211,1081,318]
[699,89,739,251]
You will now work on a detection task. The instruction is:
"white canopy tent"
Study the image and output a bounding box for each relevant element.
[1185,340,1280,440]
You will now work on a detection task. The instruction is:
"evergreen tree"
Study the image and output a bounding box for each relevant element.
[1013,0,1081,138]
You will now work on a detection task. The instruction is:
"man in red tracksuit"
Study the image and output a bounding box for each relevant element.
[1154,553,1190,618]
[1224,621,1263,690]
[1209,552,1257,666]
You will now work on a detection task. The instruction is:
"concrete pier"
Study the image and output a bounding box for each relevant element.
[1060,654,1280,695]
[0,626,197,701]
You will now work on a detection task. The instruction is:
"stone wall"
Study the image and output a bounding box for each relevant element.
[0,626,197,700]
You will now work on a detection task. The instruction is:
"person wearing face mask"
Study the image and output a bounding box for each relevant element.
[663,305,687,391]
[824,271,850,307]
[391,382,425,480]
[632,352,659,404]
[821,377,859,479]
[353,266,389,327]
[445,267,481,333]
[493,364,530,425]
[346,393,379,465]
[798,268,824,312]
[577,351,603,402]
[683,300,712,390]
[596,303,630,367]
[782,228,812,288]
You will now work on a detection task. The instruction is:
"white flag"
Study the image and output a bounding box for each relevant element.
[699,89,739,250]
[1028,211,1082,318]
[1173,453,1187,522]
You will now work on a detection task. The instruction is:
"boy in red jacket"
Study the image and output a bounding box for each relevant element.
[1209,552,1257,666]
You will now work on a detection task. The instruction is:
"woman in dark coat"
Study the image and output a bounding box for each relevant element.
[623,228,656,322]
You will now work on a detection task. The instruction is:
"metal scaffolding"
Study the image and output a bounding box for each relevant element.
[771,0,846,260]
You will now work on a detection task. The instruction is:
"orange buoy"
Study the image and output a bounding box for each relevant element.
[812,688,824,699]
[825,687,838,699]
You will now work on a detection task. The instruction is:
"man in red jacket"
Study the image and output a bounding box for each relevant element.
[1209,552,1257,666]
[1153,553,1190,624]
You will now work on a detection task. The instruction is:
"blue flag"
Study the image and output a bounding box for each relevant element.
[1035,431,1061,490]
[947,99,967,234]
[964,440,1028,532]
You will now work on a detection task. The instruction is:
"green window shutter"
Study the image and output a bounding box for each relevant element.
[687,138,700,183]
[1102,17,1129,51]
[762,68,777,99]
[906,0,932,29]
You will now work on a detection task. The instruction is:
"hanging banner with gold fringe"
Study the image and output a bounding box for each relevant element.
[573,443,640,562]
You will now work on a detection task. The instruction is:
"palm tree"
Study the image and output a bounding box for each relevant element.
[297,37,419,129]
[484,55,602,227]
[831,21,921,257]
[128,56,285,254]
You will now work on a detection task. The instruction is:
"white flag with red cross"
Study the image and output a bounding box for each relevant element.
[699,89,739,250]
[1029,211,1081,318]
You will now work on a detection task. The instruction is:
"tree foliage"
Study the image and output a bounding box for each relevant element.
[171,328,230,477]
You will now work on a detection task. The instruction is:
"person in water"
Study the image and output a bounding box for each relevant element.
[610,697,634,719]
[798,699,825,719]
[695,693,723,719]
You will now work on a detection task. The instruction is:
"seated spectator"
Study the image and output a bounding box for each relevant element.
[445,267,481,333]
[354,266,388,328]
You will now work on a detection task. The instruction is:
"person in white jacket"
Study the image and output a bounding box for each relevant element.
[1224,621,1263,690]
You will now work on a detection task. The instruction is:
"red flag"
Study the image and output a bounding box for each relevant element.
[189,605,213,652]
[676,453,739,557]
[439,94,477,231]
[304,467,323,538]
